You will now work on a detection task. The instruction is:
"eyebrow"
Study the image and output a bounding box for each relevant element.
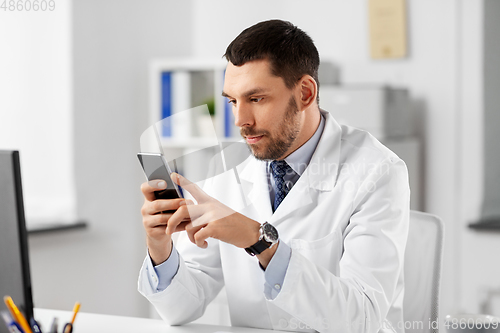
[222,88,269,99]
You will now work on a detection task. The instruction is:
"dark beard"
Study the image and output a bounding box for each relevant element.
[241,95,300,161]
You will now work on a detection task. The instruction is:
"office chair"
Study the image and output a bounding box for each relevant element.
[403,210,445,333]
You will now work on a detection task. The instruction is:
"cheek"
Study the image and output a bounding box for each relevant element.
[256,102,287,129]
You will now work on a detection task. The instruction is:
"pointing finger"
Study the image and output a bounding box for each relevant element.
[171,173,211,203]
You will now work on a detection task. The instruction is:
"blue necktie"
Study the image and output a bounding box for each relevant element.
[270,160,292,211]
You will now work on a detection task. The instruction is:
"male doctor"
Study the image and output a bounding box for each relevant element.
[138,20,410,333]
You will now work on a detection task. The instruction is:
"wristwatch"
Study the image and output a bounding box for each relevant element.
[245,222,279,256]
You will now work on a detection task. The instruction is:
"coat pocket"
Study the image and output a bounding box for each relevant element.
[289,231,342,274]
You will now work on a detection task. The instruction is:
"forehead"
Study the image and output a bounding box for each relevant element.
[223,59,287,96]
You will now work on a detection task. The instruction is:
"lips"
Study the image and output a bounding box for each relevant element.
[245,135,263,144]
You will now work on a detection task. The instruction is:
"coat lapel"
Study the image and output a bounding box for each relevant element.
[237,157,274,223]
[305,110,342,192]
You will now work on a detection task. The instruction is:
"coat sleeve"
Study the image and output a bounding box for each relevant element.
[137,154,228,325]
[267,158,410,333]
[138,233,224,325]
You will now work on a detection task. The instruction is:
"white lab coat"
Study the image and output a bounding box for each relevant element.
[138,110,410,333]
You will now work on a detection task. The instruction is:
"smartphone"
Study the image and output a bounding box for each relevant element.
[137,153,184,202]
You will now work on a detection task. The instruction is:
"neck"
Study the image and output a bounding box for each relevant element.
[300,106,321,144]
[280,105,321,159]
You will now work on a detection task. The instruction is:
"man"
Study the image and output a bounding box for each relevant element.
[138,20,409,333]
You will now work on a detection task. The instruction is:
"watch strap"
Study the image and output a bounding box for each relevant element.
[245,239,272,256]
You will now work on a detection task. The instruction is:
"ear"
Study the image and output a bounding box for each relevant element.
[297,75,317,111]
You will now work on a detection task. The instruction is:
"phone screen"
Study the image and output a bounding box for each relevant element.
[137,153,183,199]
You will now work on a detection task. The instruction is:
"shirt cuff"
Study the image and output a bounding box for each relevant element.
[264,241,292,300]
[146,246,180,292]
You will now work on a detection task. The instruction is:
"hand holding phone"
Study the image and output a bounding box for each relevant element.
[138,152,188,265]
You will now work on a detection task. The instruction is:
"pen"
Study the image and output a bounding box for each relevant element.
[3,296,33,333]
[69,302,80,326]
[2,311,25,333]
[62,302,80,333]
[49,318,58,333]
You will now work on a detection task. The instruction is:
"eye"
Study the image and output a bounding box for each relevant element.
[250,97,263,103]
[227,99,236,106]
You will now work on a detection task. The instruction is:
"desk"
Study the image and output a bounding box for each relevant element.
[34,309,278,333]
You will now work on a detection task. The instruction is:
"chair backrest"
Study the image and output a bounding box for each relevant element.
[403,210,444,333]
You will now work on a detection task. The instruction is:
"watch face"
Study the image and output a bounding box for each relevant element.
[262,223,279,243]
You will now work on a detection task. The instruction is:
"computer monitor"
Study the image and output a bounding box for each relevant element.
[0,150,34,332]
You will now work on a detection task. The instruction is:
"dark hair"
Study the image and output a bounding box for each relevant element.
[224,20,320,94]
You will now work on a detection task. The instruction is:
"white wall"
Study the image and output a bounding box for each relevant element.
[27,0,194,318]
[5,0,497,322]
[191,0,494,322]
[459,0,500,316]
[0,1,77,225]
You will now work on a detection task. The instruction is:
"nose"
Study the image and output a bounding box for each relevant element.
[233,102,254,128]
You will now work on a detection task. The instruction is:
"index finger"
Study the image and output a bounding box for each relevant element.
[140,179,168,201]
[171,173,211,203]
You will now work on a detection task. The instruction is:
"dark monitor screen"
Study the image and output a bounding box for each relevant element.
[0,150,33,332]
